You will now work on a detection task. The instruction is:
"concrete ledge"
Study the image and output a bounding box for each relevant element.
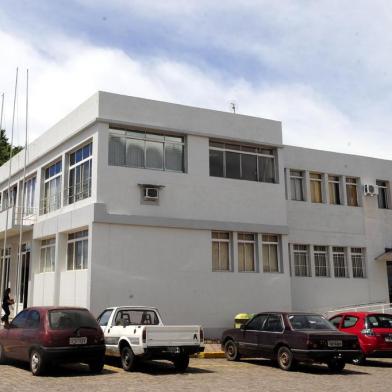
[197,352,226,359]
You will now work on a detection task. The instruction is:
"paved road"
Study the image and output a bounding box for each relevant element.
[1,357,392,391]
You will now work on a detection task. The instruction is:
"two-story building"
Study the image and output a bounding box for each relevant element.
[0,92,391,337]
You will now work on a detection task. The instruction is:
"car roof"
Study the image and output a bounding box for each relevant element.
[332,311,390,317]
[25,306,90,311]
[109,306,158,311]
[254,311,323,317]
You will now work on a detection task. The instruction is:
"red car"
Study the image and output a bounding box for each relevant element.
[329,312,392,364]
[0,307,106,376]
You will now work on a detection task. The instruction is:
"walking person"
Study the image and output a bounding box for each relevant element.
[1,288,14,327]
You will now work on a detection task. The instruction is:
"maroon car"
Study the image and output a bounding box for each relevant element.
[0,307,106,376]
[222,312,361,372]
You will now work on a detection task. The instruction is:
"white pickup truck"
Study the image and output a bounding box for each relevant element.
[97,306,204,372]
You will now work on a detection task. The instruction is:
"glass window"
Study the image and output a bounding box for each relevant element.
[346,177,358,207]
[262,235,279,272]
[0,248,11,291]
[209,141,276,183]
[288,314,335,330]
[25,310,41,329]
[263,314,284,332]
[97,310,113,327]
[212,232,230,271]
[366,314,392,329]
[41,160,62,214]
[351,248,365,278]
[342,316,358,328]
[23,176,36,214]
[114,309,159,326]
[333,247,347,278]
[10,310,29,329]
[293,244,309,277]
[314,246,329,277]
[246,314,268,331]
[40,238,56,273]
[238,233,256,272]
[328,175,341,205]
[109,129,184,172]
[48,309,97,330]
[310,173,323,203]
[377,180,389,209]
[290,170,304,201]
[67,230,88,270]
[329,315,343,329]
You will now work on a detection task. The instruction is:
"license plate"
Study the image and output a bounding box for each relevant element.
[385,336,392,343]
[166,347,181,353]
[69,337,87,345]
[328,340,343,348]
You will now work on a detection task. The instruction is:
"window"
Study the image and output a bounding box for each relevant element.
[351,248,365,278]
[377,180,389,209]
[25,310,41,329]
[212,232,230,271]
[3,185,17,210]
[290,170,304,201]
[346,177,358,207]
[262,235,279,272]
[330,315,343,329]
[288,314,335,330]
[10,310,29,329]
[333,247,347,278]
[97,310,113,327]
[0,248,11,291]
[342,316,358,328]
[114,309,159,326]
[109,129,184,172]
[246,314,268,331]
[67,230,88,270]
[310,173,323,203]
[263,314,284,332]
[328,175,341,205]
[67,143,92,205]
[42,160,62,214]
[40,238,56,273]
[23,176,36,215]
[238,233,256,272]
[366,314,392,329]
[293,244,309,277]
[209,141,276,183]
[48,309,97,330]
[314,246,329,277]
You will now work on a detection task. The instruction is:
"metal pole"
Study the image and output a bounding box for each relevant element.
[1,68,18,304]
[15,69,29,313]
[0,92,4,296]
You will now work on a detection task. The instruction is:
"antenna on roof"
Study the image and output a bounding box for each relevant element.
[230,101,238,114]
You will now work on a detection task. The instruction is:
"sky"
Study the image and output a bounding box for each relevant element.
[0,0,392,158]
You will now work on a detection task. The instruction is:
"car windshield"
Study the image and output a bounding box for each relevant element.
[49,309,98,330]
[366,314,392,329]
[288,314,336,331]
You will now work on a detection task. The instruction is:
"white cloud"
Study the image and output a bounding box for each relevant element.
[0,27,391,159]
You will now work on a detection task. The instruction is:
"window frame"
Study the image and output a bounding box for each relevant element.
[211,231,231,272]
[328,175,341,205]
[262,234,280,273]
[289,170,305,201]
[293,244,310,277]
[237,233,257,273]
[42,160,62,214]
[39,238,56,273]
[346,177,359,207]
[67,229,89,271]
[332,247,348,278]
[351,247,366,278]
[313,245,330,277]
[310,173,323,203]
[376,180,390,209]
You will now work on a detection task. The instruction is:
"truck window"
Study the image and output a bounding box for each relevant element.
[114,309,159,326]
[97,309,113,327]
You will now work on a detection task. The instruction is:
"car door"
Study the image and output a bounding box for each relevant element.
[20,310,41,361]
[97,309,113,334]
[6,310,29,360]
[238,314,268,356]
[258,314,285,358]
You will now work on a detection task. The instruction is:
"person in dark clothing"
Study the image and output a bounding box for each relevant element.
[1,288,14,327]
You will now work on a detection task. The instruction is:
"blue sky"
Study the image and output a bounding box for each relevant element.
[1,1,392,158]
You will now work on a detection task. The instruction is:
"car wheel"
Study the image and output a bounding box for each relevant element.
[352,354,366,366]
[224,340,241,361]
[277,346,295,371]
[89,358,105,374]
[328,358,346,372]
[30,349,46,376]
[121,346,136,371]
[0,344,7,364]
[173,353,190,372]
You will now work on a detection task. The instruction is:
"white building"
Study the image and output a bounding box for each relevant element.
[0,92,391,337]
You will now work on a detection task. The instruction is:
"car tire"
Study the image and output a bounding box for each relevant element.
[277,346,295,371]
[30,349,46,376]
[352,354,366,366]
[0,344,7,364]
[89,358,105,374]
[224,340,241,361]
[121,346,136,372]
[328,358,346,372]
[173,353,190,372]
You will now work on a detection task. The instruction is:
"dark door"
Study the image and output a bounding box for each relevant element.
[258,314,285,358]
[387,261,392,303]
[239,314,268,356]
[20,310,41,361]
[19,250,30,309]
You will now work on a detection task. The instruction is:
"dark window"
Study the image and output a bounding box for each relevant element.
[377,180,389,209]
[342,316,358,328]
[241,154,258,181]
[329,315,343,329]
[209,150,224,177]
[97,310,113,327]
[246,314,268,331]
[225,152,241,179]
[258,156,275,183]
[289,314,335,330]
[48,309,97,330]
[10,310,29,329]
[25,310,41,329]
[114,309,159,326]
[263,314,284,332]
[366,314,392,329]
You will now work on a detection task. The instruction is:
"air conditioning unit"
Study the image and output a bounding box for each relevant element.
[144,187,159,201]
[363,184,378,196]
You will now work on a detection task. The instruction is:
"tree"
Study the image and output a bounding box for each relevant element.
[0,129,23,166]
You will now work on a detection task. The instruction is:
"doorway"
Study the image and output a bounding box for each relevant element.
[19,244,31,309]
[387,261,392,303]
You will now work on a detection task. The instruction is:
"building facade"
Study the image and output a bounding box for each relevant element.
[0,92,391,337]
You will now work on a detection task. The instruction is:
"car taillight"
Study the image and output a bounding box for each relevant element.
[200,328,204,342]
[142,328,147,344]
[361,328,375,337]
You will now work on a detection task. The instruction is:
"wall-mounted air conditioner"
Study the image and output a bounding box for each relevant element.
[363,184,378,197]
[144,187,159,201]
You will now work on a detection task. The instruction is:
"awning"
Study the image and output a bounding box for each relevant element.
[375,250,392,262]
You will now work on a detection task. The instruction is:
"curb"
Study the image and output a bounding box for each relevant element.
[197,352,226,359]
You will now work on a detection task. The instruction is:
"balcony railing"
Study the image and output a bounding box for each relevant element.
[0,205,38,232]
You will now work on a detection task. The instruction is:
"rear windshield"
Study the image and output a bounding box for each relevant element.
[49,309,98,330]
[366,314,392,329]
[288,314,335,331]
[114,309,159,326]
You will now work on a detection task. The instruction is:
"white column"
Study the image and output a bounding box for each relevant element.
[328,246,334,278]
[346,247,352,279]
[257,233,263,273]
[54,232,67,305]
[322,173,329,204]
[304,171,311,202]
[284,169,291,201]
[309,245,315,277]
[340,176,347,206]
[232,232,238,273]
